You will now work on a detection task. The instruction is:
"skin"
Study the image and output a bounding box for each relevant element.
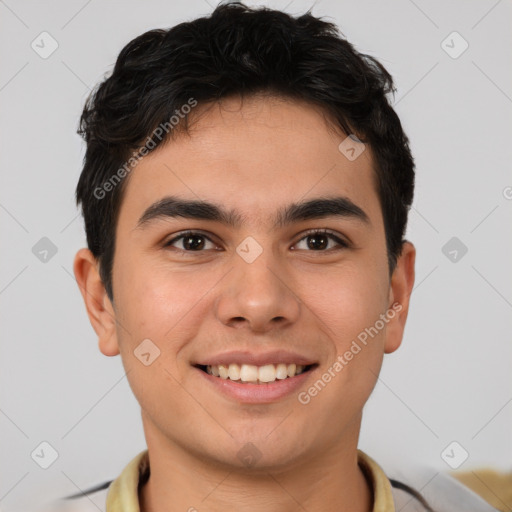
[74,94,415,512]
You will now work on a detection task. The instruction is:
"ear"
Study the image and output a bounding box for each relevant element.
[384,241,416,354]
[73,248,120,356]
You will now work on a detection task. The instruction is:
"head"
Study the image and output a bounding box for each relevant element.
[74,2,415,470]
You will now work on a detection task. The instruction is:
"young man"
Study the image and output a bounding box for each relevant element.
[57,2,496,511]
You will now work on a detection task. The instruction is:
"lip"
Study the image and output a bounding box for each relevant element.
[193,349,316,367]
[194,363,318,404]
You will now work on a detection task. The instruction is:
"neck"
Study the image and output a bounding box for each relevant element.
[139,414,372,512]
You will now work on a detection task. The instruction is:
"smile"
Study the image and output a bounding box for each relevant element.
[203,363,311,383]
[195,361,317,403]
[193,349,318,402]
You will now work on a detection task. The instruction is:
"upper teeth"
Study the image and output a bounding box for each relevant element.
[206,363,306,383]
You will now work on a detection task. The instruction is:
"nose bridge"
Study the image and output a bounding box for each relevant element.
[214,237,301,331]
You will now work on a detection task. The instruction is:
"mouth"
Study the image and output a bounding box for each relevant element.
[195,363,317,384]
[193,361,318,403]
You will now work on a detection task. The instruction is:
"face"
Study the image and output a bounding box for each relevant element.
[75,94,415,471]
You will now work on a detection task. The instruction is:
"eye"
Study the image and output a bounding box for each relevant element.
[164,231,219,252]
[163,229,349,253]
[293,229,349,251]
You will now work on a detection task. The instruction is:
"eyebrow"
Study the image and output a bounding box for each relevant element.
[135,195,370,230]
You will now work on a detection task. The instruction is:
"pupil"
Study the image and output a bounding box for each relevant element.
[185,235,204,250]
[308,234,327,250]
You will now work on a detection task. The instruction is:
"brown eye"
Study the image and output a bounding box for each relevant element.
[306,233,329,250]
[293,229,348,251]
[165,231,217,251]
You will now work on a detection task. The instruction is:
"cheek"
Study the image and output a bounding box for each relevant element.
[114,261,217,358]
[301,263,389,347]
[297,268,389,430]
[112,267,201,422]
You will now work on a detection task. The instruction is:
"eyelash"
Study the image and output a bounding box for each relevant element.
[163,229,349,253]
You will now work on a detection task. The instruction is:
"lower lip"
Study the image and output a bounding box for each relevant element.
[195,366,316,403]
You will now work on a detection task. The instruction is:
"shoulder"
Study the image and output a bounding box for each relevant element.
[37,450,148,512]
[36,481,112,512]
[388,465,500,511]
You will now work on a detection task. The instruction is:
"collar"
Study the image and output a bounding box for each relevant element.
[105,449,395,511]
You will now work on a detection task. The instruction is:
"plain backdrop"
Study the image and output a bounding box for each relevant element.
[1,0,511,510]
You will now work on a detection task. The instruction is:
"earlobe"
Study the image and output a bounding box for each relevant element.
[384,241,416,354]
[73,248,120,357]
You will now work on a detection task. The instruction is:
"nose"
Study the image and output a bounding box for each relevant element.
[214,248,301,333]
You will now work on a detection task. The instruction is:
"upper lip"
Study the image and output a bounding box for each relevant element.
[194,349,317,367]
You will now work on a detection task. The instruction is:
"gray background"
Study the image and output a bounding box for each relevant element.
[1,0,511,510]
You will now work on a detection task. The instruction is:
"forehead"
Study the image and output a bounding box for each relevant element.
[118,95,382,230]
